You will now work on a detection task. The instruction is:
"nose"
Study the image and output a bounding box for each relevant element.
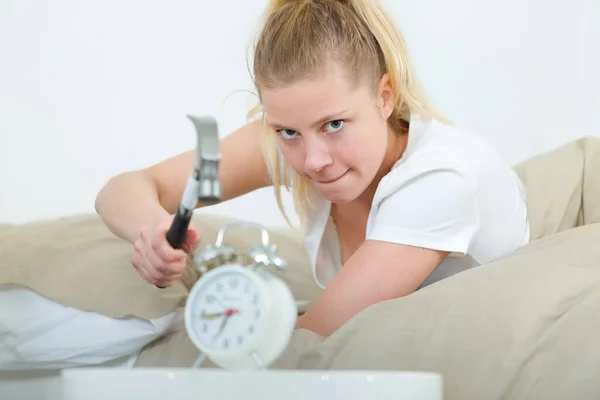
[304,136,333,173]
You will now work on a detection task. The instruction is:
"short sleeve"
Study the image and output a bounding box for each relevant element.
[366,164,480,256]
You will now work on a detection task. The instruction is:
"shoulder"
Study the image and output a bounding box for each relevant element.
[377,114,514,200]
[366,115,506,254]
[374,116,488,205]
[367,161,479,255]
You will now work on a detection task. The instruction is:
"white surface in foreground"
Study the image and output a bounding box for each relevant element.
[61,368,443,400]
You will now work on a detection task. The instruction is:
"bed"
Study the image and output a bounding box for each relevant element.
[2,136,600,400]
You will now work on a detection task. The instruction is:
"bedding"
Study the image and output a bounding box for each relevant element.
[132,136,600,400]
[513,136,600,238]
[0,284,182,370]
[272,222,600,400]
[0,212,321,371]
[133,212,600,399]
[1,135,599,399]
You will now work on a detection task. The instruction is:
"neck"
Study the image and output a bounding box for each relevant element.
[356,126,408,206]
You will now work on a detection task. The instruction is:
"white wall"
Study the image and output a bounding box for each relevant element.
[1,0,598,228]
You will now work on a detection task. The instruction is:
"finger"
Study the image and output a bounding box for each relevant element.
[138,264,160,286]
[138,224,174,257]
[143,250,185,287]
[134,239,168,275]
[135,225,178,287]
[133,239,144,257]
[134,240,152,273]
[162,272,183,287]
[151,232,186,262]
[157,260,187,286]
[155,257,187,277]
[147,242,187,275]
[183,226,202,252]
[182,241,197,254]
[133,253,161,285]
[139,250,167,284]
[145,245,176,274]
[131,253,142,272]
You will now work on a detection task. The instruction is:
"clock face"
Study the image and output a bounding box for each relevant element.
[187,269,263,352]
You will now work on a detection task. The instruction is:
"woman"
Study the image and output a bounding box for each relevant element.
[95,0,529,337]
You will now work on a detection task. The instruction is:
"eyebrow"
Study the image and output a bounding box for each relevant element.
[268,109,349,130]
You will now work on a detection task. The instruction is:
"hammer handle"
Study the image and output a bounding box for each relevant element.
[155,210,191,289]
[166,210,191,250]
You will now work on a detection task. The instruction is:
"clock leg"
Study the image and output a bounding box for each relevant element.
[249,350,268,370]
[191,352,208,369]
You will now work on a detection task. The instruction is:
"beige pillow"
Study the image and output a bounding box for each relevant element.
[513,140,584,240]
[135,323,324,369]
[0,212,320,321]
[0,214,186,320]
[272,223,600,400]
[135,224,600,399]
[513,136,600,241]
[0,223,15,231]
[581,136,600,225]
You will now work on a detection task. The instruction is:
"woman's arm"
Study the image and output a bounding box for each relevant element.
[296,166,479,337]
[295,240,448,336]
[95,119,270,243]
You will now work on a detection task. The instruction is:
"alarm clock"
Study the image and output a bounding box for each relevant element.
[184,222,298,370]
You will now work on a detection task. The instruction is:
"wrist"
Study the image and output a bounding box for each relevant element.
[125,207,172,244]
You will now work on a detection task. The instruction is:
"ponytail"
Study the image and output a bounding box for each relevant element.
[249,0,447,228]
[346,0,449,126]
[262,0,288,16]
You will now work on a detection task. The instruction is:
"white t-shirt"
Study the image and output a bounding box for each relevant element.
[301,112,530,289]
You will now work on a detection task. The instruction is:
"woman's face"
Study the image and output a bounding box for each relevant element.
[260,65,396,204]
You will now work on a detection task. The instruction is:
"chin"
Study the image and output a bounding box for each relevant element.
[318,180,365,204]
[322,192,356,204]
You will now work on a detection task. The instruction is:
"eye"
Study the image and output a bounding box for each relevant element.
[322,120,344,133]
[277,129,298,140]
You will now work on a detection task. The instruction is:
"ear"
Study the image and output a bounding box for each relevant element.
[377,73,395,119]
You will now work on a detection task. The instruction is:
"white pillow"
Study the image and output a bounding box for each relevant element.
[0,284,184,371]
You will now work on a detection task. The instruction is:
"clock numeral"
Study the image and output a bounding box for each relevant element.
[202,323,208,333]
[216,283,223,292]
[255,309,261,319]
[229,277,238,288]
[205,294,215,304]
[223,339,229,349]
[253,294,259,305]
[249,325,254,334]
[237,335,244,345]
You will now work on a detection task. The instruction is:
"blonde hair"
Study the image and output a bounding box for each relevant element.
[247,0,447,228]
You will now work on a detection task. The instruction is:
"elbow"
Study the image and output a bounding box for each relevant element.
[94,189,107,217]
[94,174,118,216]
[94,170,161,216]
[94,171,130,216]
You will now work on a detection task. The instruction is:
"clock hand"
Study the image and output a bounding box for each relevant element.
[211,308,240,339]
[218,316,229,333]
[200,308,239,319]
[200,311,226,319]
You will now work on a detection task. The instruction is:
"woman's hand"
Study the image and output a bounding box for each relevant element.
[131,215,202,287]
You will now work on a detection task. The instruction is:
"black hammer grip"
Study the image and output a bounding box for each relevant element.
[155,210,191,289]
[166,210,191,250]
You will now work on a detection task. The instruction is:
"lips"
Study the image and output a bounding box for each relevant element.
[314,170,348,184]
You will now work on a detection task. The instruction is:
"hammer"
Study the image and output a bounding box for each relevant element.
[158,115,222,288]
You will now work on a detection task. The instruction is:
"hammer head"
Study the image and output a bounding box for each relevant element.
[187,115,222,205]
